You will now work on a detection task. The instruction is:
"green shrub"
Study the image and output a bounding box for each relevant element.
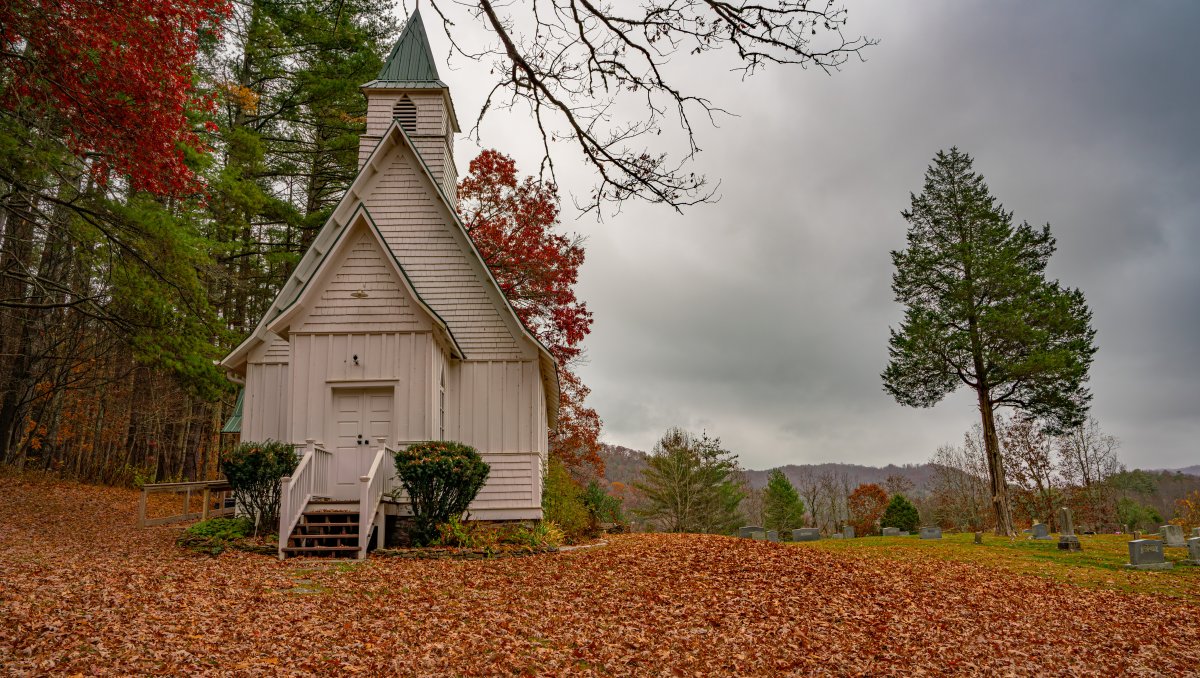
[509,520,564,548]
[176,517,254,555]
[582,480,624,529]
[435,516,500,550]
[542,457,590,541]
[219,440,298,534]
[393,441,490,546]
[880,493,921,533]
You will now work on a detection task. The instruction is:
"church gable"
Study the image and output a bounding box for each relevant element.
[359,141,526,360]
[293,225,432,334]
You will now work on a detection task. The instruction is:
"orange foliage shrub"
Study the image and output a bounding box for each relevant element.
[848,483,889,536]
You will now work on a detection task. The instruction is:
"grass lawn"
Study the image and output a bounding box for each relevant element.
[2,472,1198,675]
[792,532,1200,603]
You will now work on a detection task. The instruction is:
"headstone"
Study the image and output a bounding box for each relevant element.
[831,533,844,540]
[1057,507,1081,551]
[750,530,766,541]
[920,526,942,540]
[842,525,855,539]
[1030,523,1051,540]
[1133,530,1141,541]
[974,531,983,545]
[766,530,779,543]
[882,527,900,536]
[1185,537,1200,566]
[738,525,764,539]
[1160,524,1186,548]
[898,531,910,536]
[792,528,821,542]
[1125,539,1172,570]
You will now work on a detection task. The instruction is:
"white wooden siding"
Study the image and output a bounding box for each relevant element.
[363,148,526,360]
[446,360,543,454]
[244,362,288,442]
[294,229,431,334]
[289,332,432,444]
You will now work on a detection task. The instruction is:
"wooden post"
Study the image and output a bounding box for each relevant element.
[201,487,211,520]
[138,488,148,528]
[183,488,191,520]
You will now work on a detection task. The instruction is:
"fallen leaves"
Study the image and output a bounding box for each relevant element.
[0,475,1198,675]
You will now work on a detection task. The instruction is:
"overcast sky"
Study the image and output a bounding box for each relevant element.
[416,1,1200,471]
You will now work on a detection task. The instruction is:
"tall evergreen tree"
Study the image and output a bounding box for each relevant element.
[762,469,805,533]
[883,148,1097,536]
[634,428,744,534]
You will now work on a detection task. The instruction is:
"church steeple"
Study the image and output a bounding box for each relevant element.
[359,9,461,202]
[377,8,440,82]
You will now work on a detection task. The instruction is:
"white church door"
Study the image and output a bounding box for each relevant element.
[331,388,394,498]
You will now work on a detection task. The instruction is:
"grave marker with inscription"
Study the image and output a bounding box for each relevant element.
[920,526,942,540]
[792,528,821,542]
[1057,507,1081,551]
[1125,539,1173,570]
[1030,523,1051,540]
[1160,524,1186,548]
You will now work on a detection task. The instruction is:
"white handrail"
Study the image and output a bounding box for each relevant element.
[278,440,331,560]
[358,441,392,559]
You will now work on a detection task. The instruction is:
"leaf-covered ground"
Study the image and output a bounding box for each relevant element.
[2,475,1198,676]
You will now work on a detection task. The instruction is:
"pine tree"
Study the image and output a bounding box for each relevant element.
[634,428,744,534]
[880,494,920,533]
[883,148,1097,536]
[762,469,805,533]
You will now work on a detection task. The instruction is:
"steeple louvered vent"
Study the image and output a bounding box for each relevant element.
[393,97,417,134]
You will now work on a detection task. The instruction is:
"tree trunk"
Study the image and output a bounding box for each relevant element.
[976,388,1014,536]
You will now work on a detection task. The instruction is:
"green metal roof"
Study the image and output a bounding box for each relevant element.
[221,389,244,434]
[377,9,439,83]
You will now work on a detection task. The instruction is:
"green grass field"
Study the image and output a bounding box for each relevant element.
[789,532,1200,602]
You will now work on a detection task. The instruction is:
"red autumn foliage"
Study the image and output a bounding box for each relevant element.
[0,0,229,197]
[458,149,602,474]
[847,482,889,536]
[2,476,1199,675]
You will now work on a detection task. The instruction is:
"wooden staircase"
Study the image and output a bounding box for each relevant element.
[282,502,372,559]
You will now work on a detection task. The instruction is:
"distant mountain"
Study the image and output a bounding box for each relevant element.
[1171,465,1200,477]
[598,444,939,495]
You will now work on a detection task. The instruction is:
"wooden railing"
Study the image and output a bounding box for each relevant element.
[358,439,393,559]
[138,480,233,528]
[278,440,331,560]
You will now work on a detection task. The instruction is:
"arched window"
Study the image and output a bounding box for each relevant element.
[392,96,417,134]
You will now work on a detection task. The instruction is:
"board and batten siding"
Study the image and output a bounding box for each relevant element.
[288,332,433,444]
[243,337,289,442]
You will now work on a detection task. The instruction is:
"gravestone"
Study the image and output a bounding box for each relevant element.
[1185,537,1200,566]
[843,526,855,539]
[1160,524,1186,548]
[750,531,766,541]
[738,526,764,539]
[920,526,942,540]
[1030,523,1051,540]
[974,531,983,545]
[1133,530,1141,541]
[1125,539,1172,570]
[1057,507,1081,551]
[793,528,821,542]
[898,531,910,536]
[831,533,844,540]
[882,527,901,537]
[766,530,779,543]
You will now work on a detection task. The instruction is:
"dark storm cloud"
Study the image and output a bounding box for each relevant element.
[434,1,1200,469]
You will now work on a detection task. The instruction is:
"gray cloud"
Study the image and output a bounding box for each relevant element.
[429,1,1200,470]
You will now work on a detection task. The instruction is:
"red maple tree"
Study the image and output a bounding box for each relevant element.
[847,483,889,536]
[458,149,602,474]
[1,0,229,197]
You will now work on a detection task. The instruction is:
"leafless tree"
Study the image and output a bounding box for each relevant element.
[1056,416,1121,528]
[928,432,991,531]
[1000,415,1061,525]
[419,0,874,214]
